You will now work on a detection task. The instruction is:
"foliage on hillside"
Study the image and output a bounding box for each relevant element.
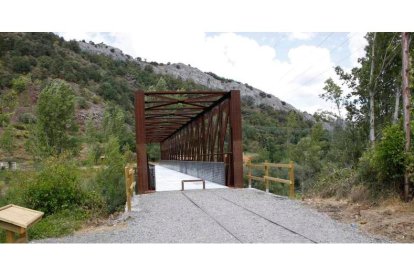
[242,100,312,163]
[0,32,318,164]
[291,32,414,201]
[0,32,207,158]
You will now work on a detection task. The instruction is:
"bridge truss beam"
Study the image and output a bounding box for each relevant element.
[135,90,243,194]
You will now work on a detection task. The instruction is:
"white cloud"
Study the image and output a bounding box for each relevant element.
[348,32,368,67]
[288,32,315,40]
[59,32,356,115]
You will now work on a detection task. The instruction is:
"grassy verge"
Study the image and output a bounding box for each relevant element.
[0,208,90,242]
[0,153,125,243]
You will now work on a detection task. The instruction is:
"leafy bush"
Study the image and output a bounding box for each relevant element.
[0,160,108,242]
[18,112,37,124]
[312,166,358,198]
[0,113,10,126]
[76,96,90,109]
[11,75,29,93]
[22,158,87,215]
[94,136,126,214]
[144,64,154,73]
[0,70,13,88]
[358,148,378,183]
[13,123,26,130]
[356,124,408,197]
[64,40,81,53]
[10,56,36,73]
[91,95,101,104]
[371,124,405,184]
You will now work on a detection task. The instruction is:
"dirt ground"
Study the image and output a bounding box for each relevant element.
[302,196,414,243]
[74,211,129,235]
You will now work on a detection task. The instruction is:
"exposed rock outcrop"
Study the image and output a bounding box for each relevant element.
[78,41,316,122]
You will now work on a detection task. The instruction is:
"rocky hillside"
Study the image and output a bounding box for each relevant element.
[0,33,316,164]
[78,41,315,122]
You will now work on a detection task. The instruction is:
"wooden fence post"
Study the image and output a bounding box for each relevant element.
[124,165,132,212]
[289,161,295,198]
[265,160,269,193]
[248,160,252,188]
[124,166,129,210]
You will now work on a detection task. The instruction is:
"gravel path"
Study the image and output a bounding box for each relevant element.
[36,188,383,243]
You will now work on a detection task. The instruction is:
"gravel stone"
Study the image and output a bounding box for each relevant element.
[36,188,383,243]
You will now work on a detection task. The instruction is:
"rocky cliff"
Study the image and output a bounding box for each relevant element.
[78,41,315,121]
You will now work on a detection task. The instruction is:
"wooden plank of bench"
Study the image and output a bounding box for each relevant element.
[0,204,44,229]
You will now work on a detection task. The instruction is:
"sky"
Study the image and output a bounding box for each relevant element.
[59,32,368,115]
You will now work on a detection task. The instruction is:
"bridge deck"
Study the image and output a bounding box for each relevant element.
[37,188,382,243]
[155,164,227,191]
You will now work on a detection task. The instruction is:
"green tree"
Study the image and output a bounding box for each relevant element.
[95,136,126,213]
[155,77,168,90]
[286,111,299,144]
[320,78,343,117]
[148,76,168,91]
[11,75,30,93]
[36,79,79,156]
[335,33,402,139]
[85,118,103,165]
[10,56,35,73]
[102,104,134,151]
[289,123,329,191]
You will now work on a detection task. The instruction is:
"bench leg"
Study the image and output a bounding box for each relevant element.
[19,231,28,243]
[6,230,15,243]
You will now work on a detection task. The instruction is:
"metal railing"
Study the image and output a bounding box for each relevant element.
[246,160,295,198]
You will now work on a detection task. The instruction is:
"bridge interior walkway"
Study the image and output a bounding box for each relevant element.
[154,164,227,192]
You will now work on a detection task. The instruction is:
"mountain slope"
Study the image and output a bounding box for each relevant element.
[0,32,314,164]
[78,40,315,121]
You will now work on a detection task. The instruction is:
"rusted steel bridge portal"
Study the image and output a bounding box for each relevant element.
[134,90,243,194]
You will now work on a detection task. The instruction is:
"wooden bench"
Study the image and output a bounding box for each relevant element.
[0,204,44,243]
[181,179,205,191]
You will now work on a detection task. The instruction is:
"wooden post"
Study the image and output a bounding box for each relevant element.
[128,166,133,211]
[135,91,149,194]
[265,160,269,193]
[289,161,295,199]
[229,90,243,188]
[5,230,14,243]
[248,160,252,188]
[124,166,130,211]
[402,32,411,201]
[16,231,28,243]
